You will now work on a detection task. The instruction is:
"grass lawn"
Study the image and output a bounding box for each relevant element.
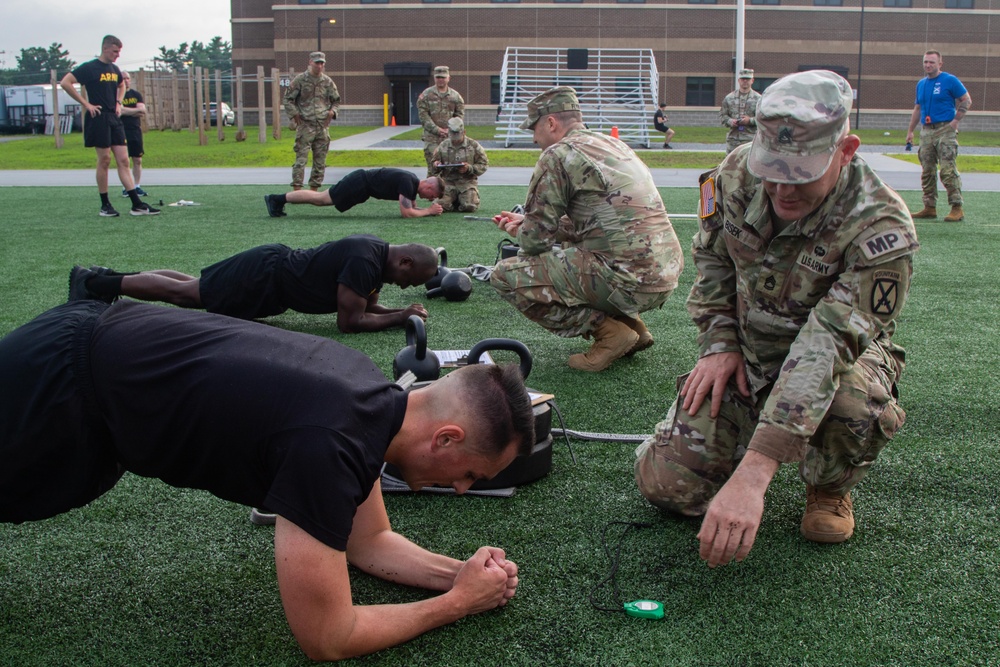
[0,182,998,666]
[2,125,997,172]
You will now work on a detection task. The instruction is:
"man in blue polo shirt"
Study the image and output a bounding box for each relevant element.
[905,50,972,222]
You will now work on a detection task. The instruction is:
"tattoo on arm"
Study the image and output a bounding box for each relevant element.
[400,197,415,209]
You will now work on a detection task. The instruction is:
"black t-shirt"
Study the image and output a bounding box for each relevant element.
[71,59,122,113]
[88,301,408,551]
[278,234,388,314]
[121,88,143,130]
[329,168,420,213]
[654,109,668,131]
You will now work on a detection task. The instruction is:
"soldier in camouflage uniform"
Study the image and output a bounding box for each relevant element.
[635,71,919,566]
[905,50,972,222]
[417,66,465,176]
[284,51,341,191]
[719,69,761,153]
[490,87,684,373]
[431,118,488,212]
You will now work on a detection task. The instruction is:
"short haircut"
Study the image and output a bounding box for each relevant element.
[455,364,535,458]
[424,176,445,197]
[925,50,942,59]
[103,35,123,49]
[659,102,667,107]
[399,243,438,274]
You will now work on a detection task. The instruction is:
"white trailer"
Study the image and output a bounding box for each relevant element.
[2,83,82,133]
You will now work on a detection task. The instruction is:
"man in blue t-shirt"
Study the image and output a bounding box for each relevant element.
[59,35,159,218]
[905,50,972,222]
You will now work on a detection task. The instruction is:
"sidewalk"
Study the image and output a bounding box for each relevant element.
[1,126,996,192]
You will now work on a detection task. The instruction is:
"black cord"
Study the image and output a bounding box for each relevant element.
[546,400,577,465]
[588,520,654,613]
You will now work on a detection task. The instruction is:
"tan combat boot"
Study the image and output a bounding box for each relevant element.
[567,317,639,372]
[801,486,854,543]
[910,206,937,219]
[615,315,655,356]
[944,205,965,222]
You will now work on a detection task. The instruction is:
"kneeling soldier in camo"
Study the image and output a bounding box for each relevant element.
[431,118,488,213]
[635,70,919,566]
[490,86,684,372]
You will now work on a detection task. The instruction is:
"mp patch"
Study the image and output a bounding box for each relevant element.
[700,177,716,218]
[860,230,905,260]
[870,269,901,316]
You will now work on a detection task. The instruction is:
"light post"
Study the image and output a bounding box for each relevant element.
[855,0,865,129]
[317,18,336,53]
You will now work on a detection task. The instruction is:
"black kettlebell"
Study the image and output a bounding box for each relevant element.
[424,247,451,291]
[426,270,473,302]
[392,315,440,381]
[466,338,533,380]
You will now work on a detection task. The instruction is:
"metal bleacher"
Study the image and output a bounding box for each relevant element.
[495,47,659,148]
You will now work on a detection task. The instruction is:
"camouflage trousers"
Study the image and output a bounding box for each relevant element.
[634,342,906,516]
[291,122,331,190]
[438,182,480,212]
[918,124,962,208]
[490,245,672,338]
[423,140,444,176]
[726,135,753,154]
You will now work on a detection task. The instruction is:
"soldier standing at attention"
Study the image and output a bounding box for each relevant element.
[905,50,971,222]
[119,71,149,198]
[490,87,684,373]
[431,118,489,212]
[635,71,919,566]
[284,51,341,191]
[719,69,761,154]
[417,66,464,176]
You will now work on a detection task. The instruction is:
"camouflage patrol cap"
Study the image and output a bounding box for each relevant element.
[434,66,450,77]
[447,117,464,134]
[519,86,581,131]
[747,70,853,185]
[310,51,326,63]
[738,68,754,79]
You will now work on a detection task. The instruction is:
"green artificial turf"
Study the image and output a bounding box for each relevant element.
[0,185,998,666]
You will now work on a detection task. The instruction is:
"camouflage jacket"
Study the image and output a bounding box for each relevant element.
[692,146,919,462]
[518,128,684,293]
[284,72,340,124]
[719,89,761,143]
[431,137,488,186]
[416,86,464,142]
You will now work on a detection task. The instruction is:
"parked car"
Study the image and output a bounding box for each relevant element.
[205,102,234,126]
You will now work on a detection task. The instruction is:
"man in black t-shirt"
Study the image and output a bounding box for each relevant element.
[119,70,149,197]
[0,299,535,661]
[70,234,439,332]
[59,35,159,218]
[264,168,445,218]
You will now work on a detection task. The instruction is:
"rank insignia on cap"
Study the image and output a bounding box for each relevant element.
[700,177,716,218]
[778,127,794,145]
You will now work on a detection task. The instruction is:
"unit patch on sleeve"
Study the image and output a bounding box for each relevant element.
[860,230,905,260]
[699,177,716,218]
[869,269,901,316]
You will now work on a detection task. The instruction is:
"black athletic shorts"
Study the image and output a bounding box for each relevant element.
[84,111,127,149]
[124,126,144,158]
[0,300,124,523]
[199,244,289,319]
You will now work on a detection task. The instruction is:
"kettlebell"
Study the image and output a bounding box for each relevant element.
[426,271,473,302]
[466,338,533,380]
[424,247,451,291]
[392,315,440,381]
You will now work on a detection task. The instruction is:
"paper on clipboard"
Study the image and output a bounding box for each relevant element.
[436,349,495,367]
[528,391,555,406]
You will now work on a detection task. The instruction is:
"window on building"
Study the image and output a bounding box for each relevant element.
[751,0,779,4]
[813,0,843,4]
[753,78,778,94]
[615,77,643,104]
[491,76,501,105]
[360,0,388,3]
[686,77,715,106]
[945,0,973,7]
[298,0,327,4]
[883,0,912,5]
[688,0,717,4]
[617,0,645,4]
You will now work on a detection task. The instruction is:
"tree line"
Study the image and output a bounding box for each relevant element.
[0,38,232,86]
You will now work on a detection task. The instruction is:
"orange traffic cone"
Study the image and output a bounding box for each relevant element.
[391,116,397,126]
[610,126,619,138]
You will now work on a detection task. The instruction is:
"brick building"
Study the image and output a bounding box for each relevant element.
[230,0,1000,130]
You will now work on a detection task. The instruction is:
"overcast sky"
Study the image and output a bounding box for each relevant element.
[0,0,232,73]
